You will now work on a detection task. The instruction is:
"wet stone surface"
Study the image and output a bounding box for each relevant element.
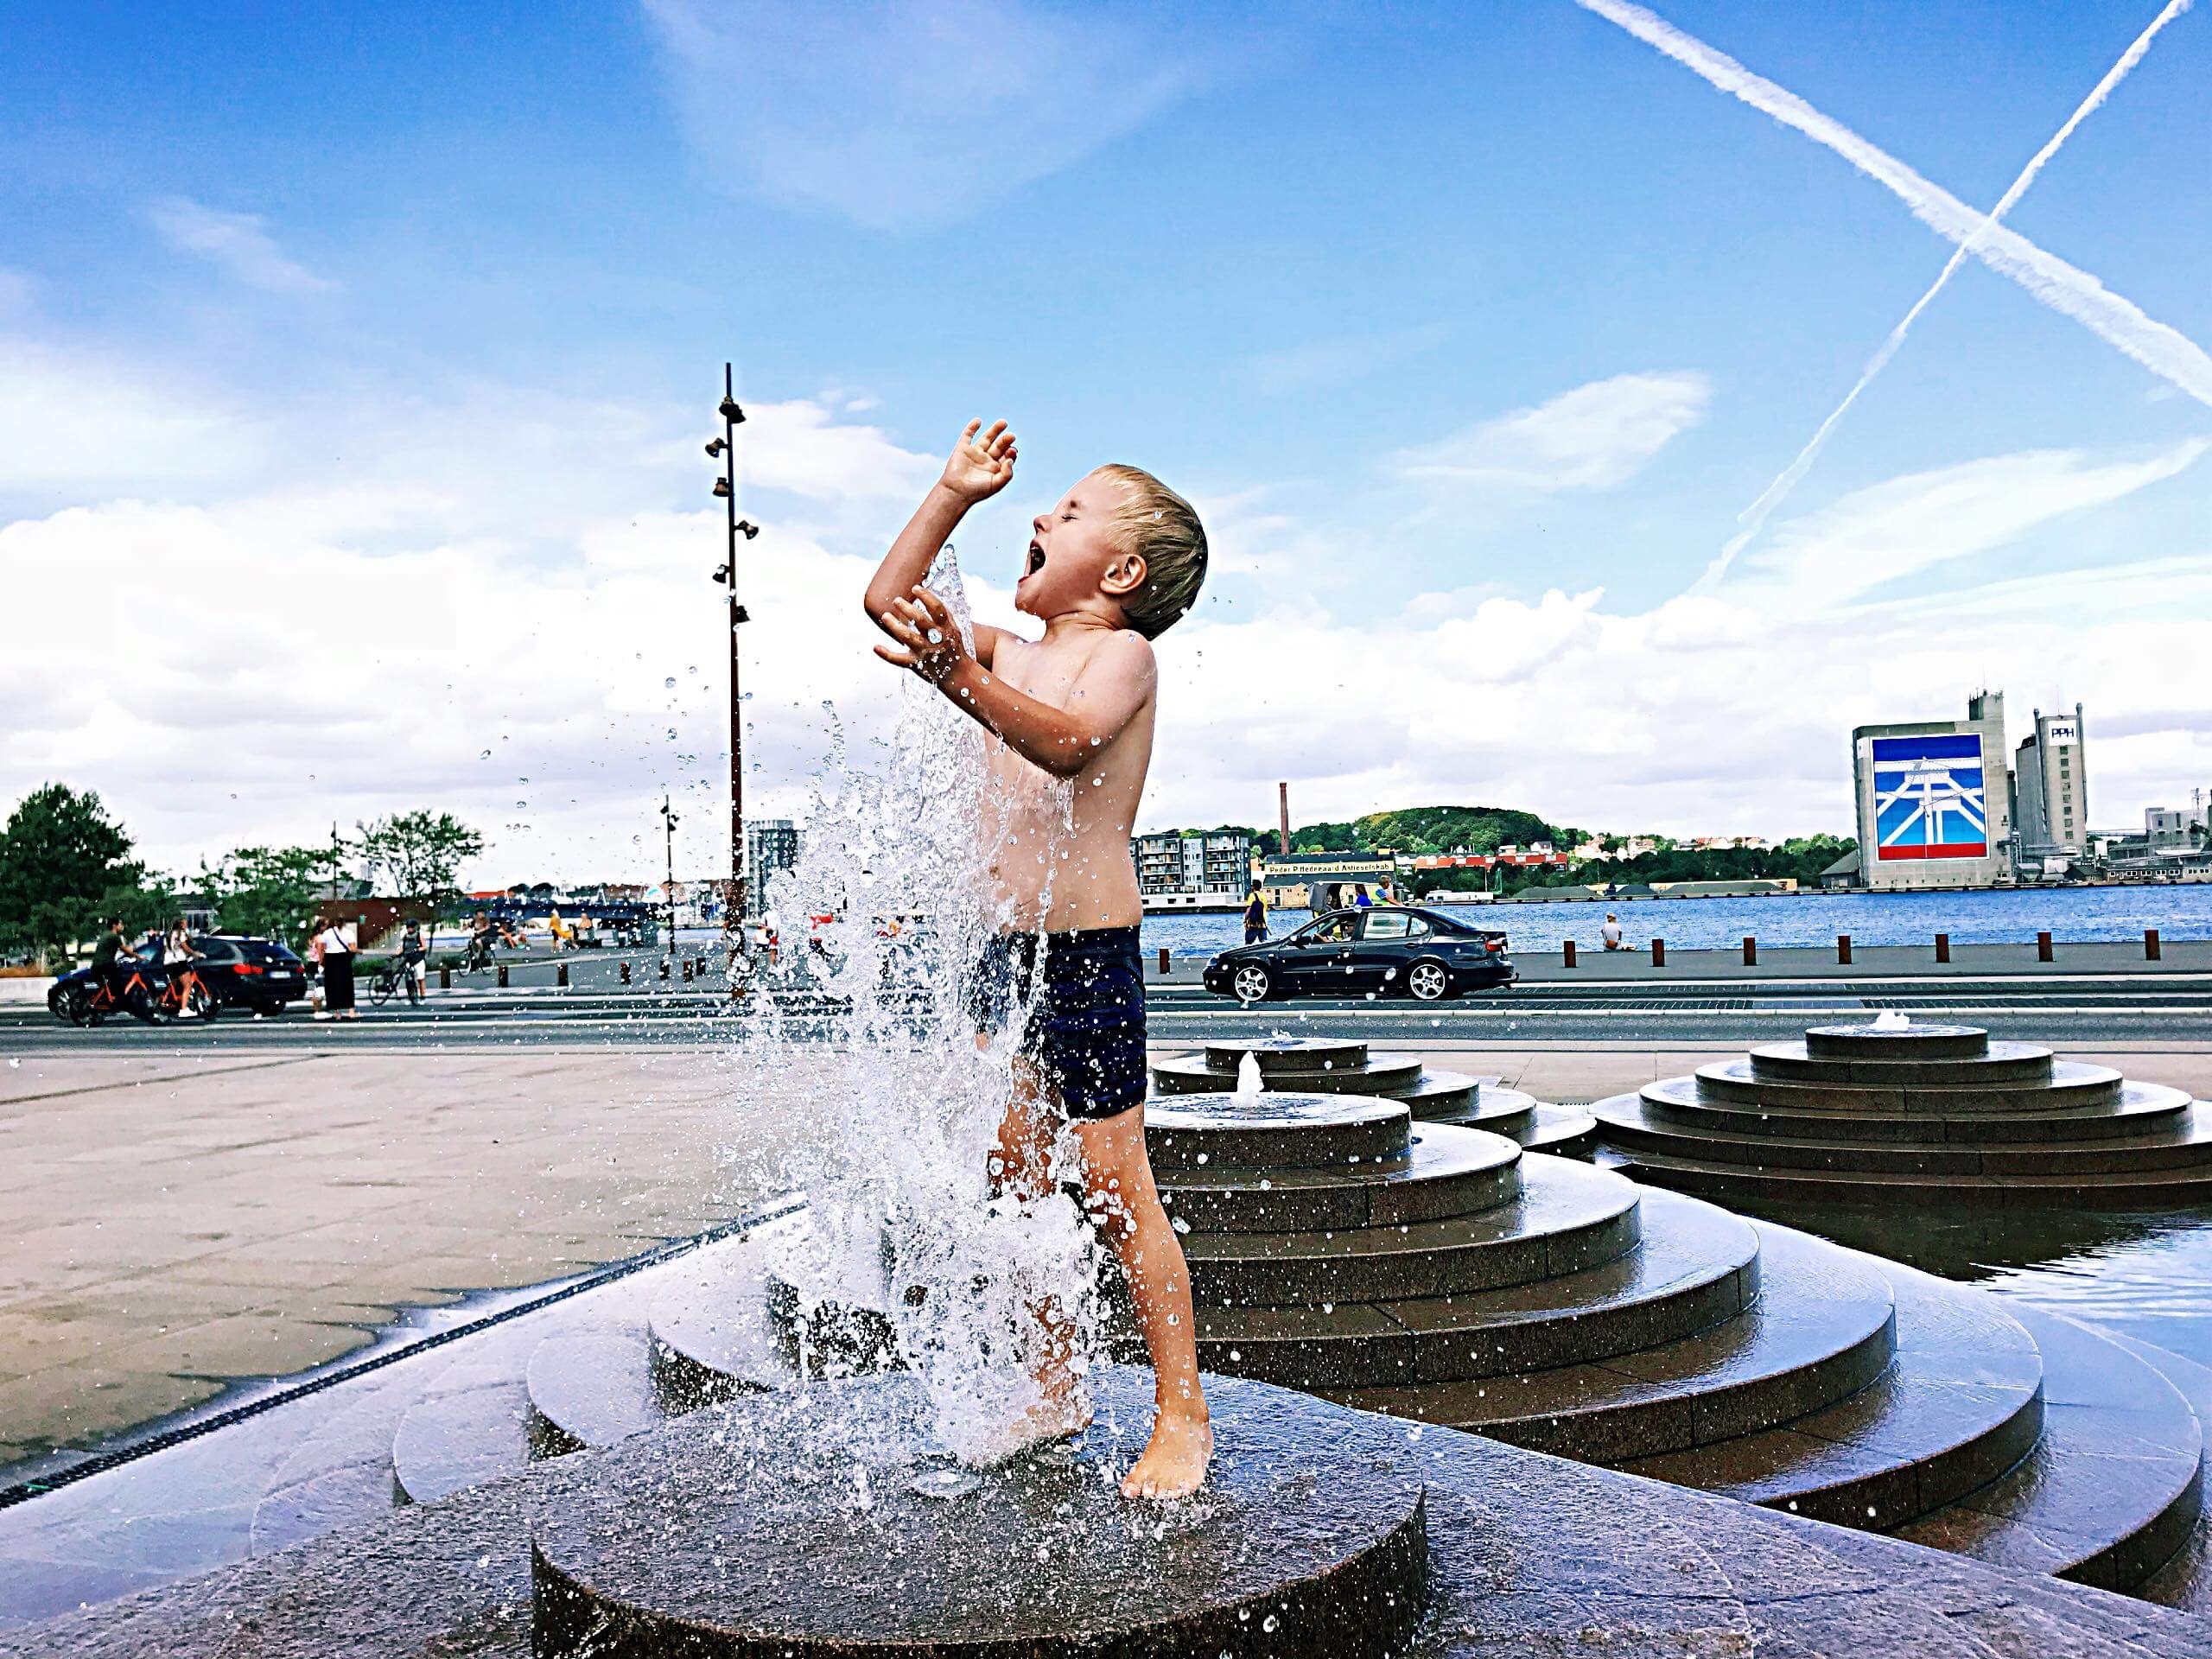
[1201,1037,1370,1074]
[1806,1023,1991,1061]
[530,1368,1428,1658]
[1147,1094,1411,1171]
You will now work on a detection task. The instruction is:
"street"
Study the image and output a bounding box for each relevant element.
[5,969,2210,1050]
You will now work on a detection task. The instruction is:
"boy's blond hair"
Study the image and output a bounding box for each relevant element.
[1096,463,1207,639]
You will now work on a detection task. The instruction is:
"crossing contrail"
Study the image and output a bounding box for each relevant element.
[1694,0,2197,588]
[1572,1,2212,431]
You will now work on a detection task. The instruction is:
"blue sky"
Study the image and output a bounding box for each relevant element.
[3,1,2209,880]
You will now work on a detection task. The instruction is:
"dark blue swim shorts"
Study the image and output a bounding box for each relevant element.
[966,925,1146,1121]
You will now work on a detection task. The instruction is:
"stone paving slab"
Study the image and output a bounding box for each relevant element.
[11,1376,2210,1659]
[0,1046,828,1471]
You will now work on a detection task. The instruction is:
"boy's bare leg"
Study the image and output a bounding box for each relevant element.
[986,1053,1090,1440]
[1072,1103,1212,1499]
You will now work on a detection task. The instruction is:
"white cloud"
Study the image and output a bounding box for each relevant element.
[641,0,1206,230]
[0,340,265,493]
[1389,371,1713,494]
[146,197,334,295]
[1732,441,2209,603]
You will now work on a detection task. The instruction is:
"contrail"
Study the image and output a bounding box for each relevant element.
[1573,1,2212,416]
[1694,0,2197,587]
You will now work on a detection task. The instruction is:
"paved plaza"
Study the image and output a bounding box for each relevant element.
[4,1039,2210,1477]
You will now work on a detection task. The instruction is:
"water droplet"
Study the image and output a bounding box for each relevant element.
[664,677,677,690]
[688,664,699,675]
[667,729,678,741]
[1090,776,1104,787]
[480,749,492,760]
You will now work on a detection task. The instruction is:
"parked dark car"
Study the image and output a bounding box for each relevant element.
[1202,906,1515,1003]
[185,934,310,1015]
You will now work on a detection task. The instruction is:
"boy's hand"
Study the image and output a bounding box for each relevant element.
[874,586,970,685]
[938,419,1017,504]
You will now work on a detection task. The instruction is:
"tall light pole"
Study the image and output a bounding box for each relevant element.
[660,796,680,962]
[707,363,756,943]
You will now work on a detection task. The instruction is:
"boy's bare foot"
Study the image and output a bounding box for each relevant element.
[999,1380,1092,1460]
[1121,1411,1212,1500]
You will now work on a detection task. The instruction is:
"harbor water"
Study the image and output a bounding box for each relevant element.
[1143,883,2212,959]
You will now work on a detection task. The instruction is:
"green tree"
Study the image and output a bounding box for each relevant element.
[199,846,329,947]
[357,810,486,899]
[0,785,162,965]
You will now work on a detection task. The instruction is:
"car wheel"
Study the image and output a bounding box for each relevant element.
[1406,959,1452,1002]
[1230,963,1274,1003]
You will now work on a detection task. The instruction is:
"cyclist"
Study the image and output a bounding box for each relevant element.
[90,918,138,1001]
[164,917,202,969]
[465,912,495,971]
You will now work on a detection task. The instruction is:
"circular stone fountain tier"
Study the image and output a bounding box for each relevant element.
[1592,1018,2212,1207]
[530,1370,1428,1659]
[1154,1036,1597,1154]
[1147,1091,1410,1171]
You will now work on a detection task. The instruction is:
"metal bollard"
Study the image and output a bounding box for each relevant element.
[682,957,695,982]
[439,965,451,990]
[658,956,671,981]
[620,960,632,985]
[1157,946,1171,976]
[1562,939,1577,969]
[1742,936,1757,967]
[497,963,509,988]
[1650,938,1665,968]
[2037,931,2054,963]
[2147,928,2163,962]
[556,963,569,988]
[1935,933,1949,964]
[1837,934,1852,965]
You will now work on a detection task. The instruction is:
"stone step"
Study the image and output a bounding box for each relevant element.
[1892,1307,2206,1594]
[1406,1082,1535,1136]
[1639,1075,2198,1145]
[1192,1185,1758,1391]
[1596,1096,2212,1179]
[524,1324,666,1457]
[1146,1093,1411,1171]
[1389,1070,1479,1116]
[1600,1141,2212,1209]
[1693,1056,2125,1116]
[1748,1038,2055,1087]
[1152,1052,1427,1097]
[1806,1021,1990,1060]
[389,1374,531,1507]
[1203,1035,1369,1073]
[1618,1263,2044,1531]
[1322,1222,1897,1464]
[1181,1154,1642,1308]
[1521,1105,1598,1158]
[646,1233,799,1409]
[2113,1332,2212,1613]
[1158,1122,1522,1234]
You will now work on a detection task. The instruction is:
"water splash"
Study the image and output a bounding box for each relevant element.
[1233,1052,1263,1103]
[1869,1010,1912,1033]
[721,545,1100,1466]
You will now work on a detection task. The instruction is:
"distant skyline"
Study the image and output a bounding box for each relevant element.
[3,2,2209,886]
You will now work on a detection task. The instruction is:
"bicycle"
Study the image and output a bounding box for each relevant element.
[156,962,219,1021]
[367,956,425,1007]
[52,961,163,1027]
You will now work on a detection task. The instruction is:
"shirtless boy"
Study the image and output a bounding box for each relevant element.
[865,418,1212,1500]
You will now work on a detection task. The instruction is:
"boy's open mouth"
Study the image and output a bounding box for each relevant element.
[1023,542,1046,578]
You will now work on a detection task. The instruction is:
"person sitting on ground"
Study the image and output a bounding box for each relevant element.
[1600,912,1626,951]
[866,416,1212,1500]
[1242,884,1268,944]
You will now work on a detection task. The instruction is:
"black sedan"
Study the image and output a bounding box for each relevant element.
[185,934,310,1015]
[1202,906,1515,1003]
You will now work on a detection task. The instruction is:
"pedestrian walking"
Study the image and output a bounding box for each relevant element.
[400,919,428,1005]
[1242,885,1268,945]
[316,918,359,1019]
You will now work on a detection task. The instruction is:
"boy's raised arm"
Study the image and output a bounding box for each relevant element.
[864,421,1018,663]
[877,588,1154,779]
